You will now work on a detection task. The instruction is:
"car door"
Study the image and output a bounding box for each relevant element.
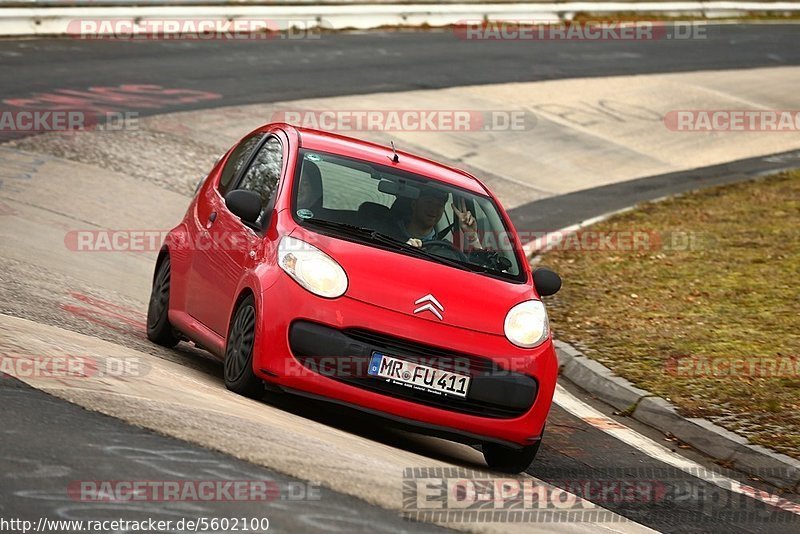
[186,134,284,336]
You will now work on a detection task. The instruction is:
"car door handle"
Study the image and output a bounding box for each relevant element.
[206,211,217,229]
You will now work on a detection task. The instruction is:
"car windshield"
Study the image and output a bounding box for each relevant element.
[292,149,525,282]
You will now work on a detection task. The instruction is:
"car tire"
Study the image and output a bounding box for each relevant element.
[482,439,542,474]
[224,295,264,399]
[146,255,180,348]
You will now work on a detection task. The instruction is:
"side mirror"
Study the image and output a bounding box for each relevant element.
[225,189,262,227]
[533,267,561,297]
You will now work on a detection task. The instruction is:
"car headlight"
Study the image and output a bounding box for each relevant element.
[278,236,348,298]
[504,300,549,348]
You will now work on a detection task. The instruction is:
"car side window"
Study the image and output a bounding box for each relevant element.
[218,134,263,196]
[238,136,283,214]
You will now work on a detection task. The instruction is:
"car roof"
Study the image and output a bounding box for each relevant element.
[274,124,490,196]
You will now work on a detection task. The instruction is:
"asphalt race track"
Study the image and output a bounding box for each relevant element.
[2,24,800,134]
[0,377,445,533]
[1,23,799,534]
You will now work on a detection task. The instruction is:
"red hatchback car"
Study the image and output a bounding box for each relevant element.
[147,123,561,473]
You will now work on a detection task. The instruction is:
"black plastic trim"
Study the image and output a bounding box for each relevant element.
[288,321,538,419]
[279,386,540,450]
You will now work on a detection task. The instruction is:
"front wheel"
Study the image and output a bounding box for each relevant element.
[482,439,542,474]
[224,295,263,399]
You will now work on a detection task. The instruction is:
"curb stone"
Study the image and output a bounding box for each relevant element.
[554,341,800,491]
[561,353,651,413]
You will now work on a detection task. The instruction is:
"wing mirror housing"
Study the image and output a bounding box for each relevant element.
[532,267,561,296]
[225,189,262,229]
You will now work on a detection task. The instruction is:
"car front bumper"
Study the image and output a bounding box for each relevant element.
[252,275,557,448]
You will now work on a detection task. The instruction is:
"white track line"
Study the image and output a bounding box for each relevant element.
[523,208,633,260]
[554,384,800,515]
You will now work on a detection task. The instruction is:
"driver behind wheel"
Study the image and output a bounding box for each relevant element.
[394,186,482,250]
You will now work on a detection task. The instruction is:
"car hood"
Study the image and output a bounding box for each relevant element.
[293,228,534,336]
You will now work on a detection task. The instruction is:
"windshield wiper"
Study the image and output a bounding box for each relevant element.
[302,218,377,238]
[367,229,476,272]
[303,218,476,273]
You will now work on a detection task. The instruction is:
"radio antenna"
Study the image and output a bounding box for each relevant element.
[389,141,400,163]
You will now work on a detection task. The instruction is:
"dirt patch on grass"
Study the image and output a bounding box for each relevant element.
[541,171,800,459]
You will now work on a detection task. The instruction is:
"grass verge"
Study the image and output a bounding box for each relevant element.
[541,170,800,459]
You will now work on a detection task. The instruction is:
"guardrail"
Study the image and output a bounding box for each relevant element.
[1,2,799,36]
[5,0,797,4]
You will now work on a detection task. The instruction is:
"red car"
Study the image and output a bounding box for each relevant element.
[147,123,561,473]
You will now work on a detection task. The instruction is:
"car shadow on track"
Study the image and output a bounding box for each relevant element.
[161,340,493,470]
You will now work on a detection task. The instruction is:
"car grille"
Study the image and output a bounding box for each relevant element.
[343,328,499,375]
[289,321,537,419]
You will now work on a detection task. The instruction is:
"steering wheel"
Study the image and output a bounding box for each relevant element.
[469,248,513,271]
[421,239,468,262]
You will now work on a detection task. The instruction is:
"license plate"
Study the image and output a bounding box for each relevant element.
[367,352,470,398]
